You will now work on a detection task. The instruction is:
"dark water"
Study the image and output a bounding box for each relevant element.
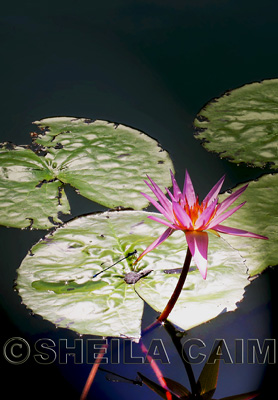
[1,1,278,399]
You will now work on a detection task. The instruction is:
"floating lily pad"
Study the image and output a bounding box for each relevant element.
[0,117,174,229]
[17,211,150,338]
[217,173,278,276]
[0,144,70,229]
[135,227,248,331]
[33,117,174,210]
[194,79,278,169]
[17,210,250,337]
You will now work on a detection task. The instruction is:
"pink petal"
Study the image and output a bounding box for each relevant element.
[134,227,174,264]
[170,170,182,201]
[148,215,177,230]
[186,231,208,279]
[183,170,196,208]
[172,201,193,229]
[216,184,248,216]
[165,187,176,203]
[145,177,172,214]
[167,186,185,209]
[141,192,174,222]
[202,175,225,207]
[195,198,218,230]
[213,224,268,240]
[206,202,246,229]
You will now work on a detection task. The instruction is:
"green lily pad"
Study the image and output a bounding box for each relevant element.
[194,79,278,169]
[135,227,248,331]
[217,173,278,276]
[33,117,174,210]
[17,210,149,338]
[0,144,70,229]
[17,210,250,337]
[0,117,174,229]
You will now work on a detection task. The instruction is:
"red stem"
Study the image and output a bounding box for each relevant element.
[80,342,108,400]
[140,341,172,400]
[157,247,192,322]
[142,247,192,335]
[80,248,192,398]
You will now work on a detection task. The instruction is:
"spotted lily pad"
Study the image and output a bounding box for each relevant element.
[194,79,278,169]
[0,117,174,229]
[0,144,70,229]
[33,117,174,210]
[17,210,250,337]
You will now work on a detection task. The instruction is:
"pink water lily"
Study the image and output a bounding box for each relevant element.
[135,170,268,279]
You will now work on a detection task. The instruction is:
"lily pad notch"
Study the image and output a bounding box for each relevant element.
[17,210,250,338]
[0,117,174,229]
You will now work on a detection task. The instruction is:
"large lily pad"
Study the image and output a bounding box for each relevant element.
[33,117,174,210]
[217,173,278,276]
[194,79,278,169]
[17,211,147,339]
[135,228,248,331]
[0,117,174,229]
[17,210,250,337]
[0,144,70,229]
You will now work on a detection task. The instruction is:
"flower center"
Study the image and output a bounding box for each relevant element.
[185,196,204,227]
[175,196,218,231]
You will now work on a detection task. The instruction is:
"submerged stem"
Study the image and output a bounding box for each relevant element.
[80,342,108,400]
[157,247,192,323]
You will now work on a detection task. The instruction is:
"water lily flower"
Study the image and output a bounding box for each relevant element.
[135,170,268,279]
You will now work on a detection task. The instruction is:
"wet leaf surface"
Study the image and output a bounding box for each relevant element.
[0,117,173,229]
[135,223,249,331]
[0,145,70,229]
[194,79,278,169]
[33,117,174,210]
[217,173,278,276]
[17,210,250,337]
